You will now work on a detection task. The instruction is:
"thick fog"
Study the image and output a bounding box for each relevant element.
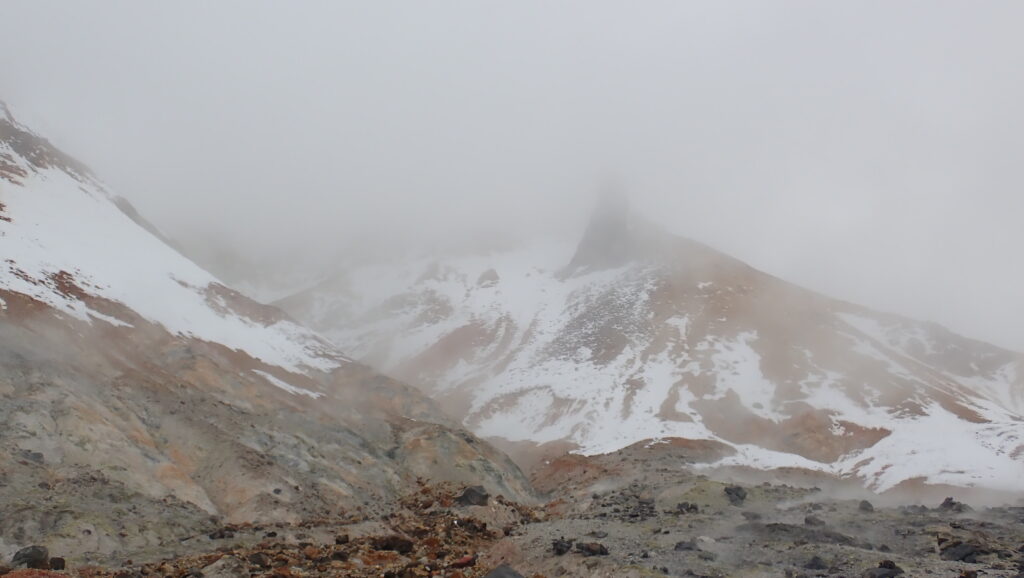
[2,1,1023,351]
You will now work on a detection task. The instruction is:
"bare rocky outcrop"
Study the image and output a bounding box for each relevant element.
[0,101,534,566]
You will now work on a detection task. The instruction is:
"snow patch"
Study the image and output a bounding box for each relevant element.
[0,168,343,375]
[252,370,324,399]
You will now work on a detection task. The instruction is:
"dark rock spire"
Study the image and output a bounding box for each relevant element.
[563,184,636,275]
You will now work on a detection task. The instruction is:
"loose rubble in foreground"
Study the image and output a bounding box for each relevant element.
[4,446,1024,577]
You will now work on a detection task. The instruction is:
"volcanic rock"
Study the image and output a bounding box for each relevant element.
[11,546,49,569]
[576,542,609,556]
[551,537,572,556]
[724,486,747,506]
[456,486,490,507]
[372,535,415,554]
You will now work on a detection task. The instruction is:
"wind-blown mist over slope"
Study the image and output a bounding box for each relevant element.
[280,195,1024,494]
[0,101,531,564]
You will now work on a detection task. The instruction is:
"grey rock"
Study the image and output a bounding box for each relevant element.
[724,485,748,506]
[11,545,49,569]
[456,485,490,507]
[200,555,248,578]
[484,565,524,578]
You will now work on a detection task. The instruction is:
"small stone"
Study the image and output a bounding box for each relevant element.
[576,542,609,556]
[804,515,826,527]
[450,554,477,568]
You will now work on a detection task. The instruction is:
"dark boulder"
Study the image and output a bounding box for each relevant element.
[859,500,874,512]
[674,540,699,552]
[940,541,983,563]
[804,555,828,570]
[724,486,747,506]
[12,546,49,569]
[371,535,414,554]
[804,515,826,527]
[675,501,699,514]
[551,537,573,556]
[938,497,972,513]
[456,485,490,507]
[208,528,234,540]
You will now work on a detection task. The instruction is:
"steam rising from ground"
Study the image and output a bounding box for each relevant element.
[2,2,1023,350]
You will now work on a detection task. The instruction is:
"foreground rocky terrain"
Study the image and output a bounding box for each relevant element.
[4,442,1023,577]
[4,98,1024,577]
[491,441,1024,577]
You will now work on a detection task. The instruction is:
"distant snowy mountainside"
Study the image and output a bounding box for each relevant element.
[279,195,1024,493]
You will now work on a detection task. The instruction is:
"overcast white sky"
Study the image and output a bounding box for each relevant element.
[2,1,1022,351]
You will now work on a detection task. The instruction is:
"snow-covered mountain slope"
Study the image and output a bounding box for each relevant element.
[0,102,344,377]
[279,195,1024,493]
[0,101,531,563]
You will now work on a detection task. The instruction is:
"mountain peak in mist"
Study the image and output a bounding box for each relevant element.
[563,185,639,274]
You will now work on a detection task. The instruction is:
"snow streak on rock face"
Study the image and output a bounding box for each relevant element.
[281,207,1024,493]
[0,106,345,377]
